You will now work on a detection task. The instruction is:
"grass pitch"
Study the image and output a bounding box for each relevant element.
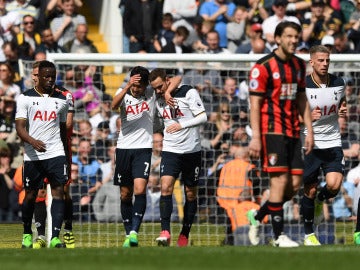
[2,223,359,270]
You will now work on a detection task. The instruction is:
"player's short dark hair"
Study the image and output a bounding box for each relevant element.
[38,60,55,71]
[274,21,301,38]
[149,68,167,82]
[309,45,330,56]
[130,66,149,85]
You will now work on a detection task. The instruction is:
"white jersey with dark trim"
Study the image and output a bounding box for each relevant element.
[303,74,345,149]
[116,86,156,149]
[15,88,69,161]
[156,85,205,154]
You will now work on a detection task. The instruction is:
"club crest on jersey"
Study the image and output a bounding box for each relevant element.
[273,72,280,79]
[268,153,278,166]
[33,110,57,121]
[125,101,150,115]
[251,68,260,79]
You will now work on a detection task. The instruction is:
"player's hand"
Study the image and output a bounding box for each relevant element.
[338,101,347,118]
[32,139,46,152]
[248,137,261,159]
[164,91,175,108]
[312,106,322,121]
[303,134,314,155]
[166,122,182,133]
[128,74,141,86]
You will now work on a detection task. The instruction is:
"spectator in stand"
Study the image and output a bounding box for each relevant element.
[295,41,310,54]
[333,32,355,54]
[72,137,102,221]
[14,14,41,59]
[161,25,191,54]
[92,145,122,222]
[153,13,175,53]
[226,6,248,53]
[246,0,268,24]
[0,96,17,143]
[232,124,251,147]
[0,62,21,100]
[182,63,223,119]
[123,0,163,53]
[202,102,234,151]
[261,0,300,52]
[92,121,111,164]
[72,65,104,119]
[29,0,83,32]
[89,94,118,139]
[192,19,215,52]
[63,23,98,53]
[343,78,359,130]
[331,181,354,221]
[37,27,66,54]
[198,0,236,48]
[76,119,93,142]
[0,144,16,222]
[0,0,21,62]
[151,132,163,174]
[163,0,198,32]
[6,0,37,20]
[161,26,191,75]
[143,171,180,222]
[2,41,22,88]
[339,116,359,175]
[50,0,86,47]
[302,0,339,47]
[218,77,248,124]
[235,23,269,54]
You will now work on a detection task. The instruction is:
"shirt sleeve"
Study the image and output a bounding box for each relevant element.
[15,94,28,120]
[248,63,268,96]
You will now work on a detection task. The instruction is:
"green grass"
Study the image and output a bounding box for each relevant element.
[1,246,360,270]
[2,223,359,270]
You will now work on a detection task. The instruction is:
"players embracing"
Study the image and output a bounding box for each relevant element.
[149,68,207,247]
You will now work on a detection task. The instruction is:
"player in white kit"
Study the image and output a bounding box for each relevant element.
[111,66,181,247]
[301,45,347,246]
[16,61,70,248]
[149,68,207,247]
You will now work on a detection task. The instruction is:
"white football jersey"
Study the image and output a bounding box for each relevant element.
[15,88,69,161]
[156,85,205,154]
[303,74,345,149]
[115,87,156,149]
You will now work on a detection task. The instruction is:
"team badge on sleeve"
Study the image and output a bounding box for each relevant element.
[249,79,259,90]
[251,68,260,79]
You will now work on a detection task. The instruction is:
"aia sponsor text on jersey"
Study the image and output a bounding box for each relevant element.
[33,110,57,121]
[125,101,150,115]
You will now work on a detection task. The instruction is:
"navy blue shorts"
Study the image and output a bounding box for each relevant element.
[160,151,201,187]
[23,156,68,190]
[113,148,152,186]
[303,147,345,185]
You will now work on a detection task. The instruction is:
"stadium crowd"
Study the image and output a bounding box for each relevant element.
[0,0,359,246]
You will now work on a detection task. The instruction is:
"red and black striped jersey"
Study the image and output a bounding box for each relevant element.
[249,52,306,138]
